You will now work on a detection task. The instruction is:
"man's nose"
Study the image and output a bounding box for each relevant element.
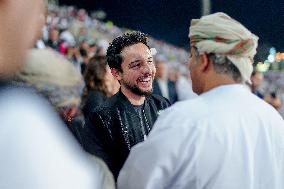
[141,62,151,73]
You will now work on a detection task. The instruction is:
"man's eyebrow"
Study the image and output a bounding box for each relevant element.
[129,56,153,65]
[130,60,140,64]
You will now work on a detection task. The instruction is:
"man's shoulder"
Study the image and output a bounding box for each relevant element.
[88,90,105,99]
[150,93,166,100]
[168,80,176,87]
[90,93,120,117]
[148,94,171,107]
[160,96,206,120]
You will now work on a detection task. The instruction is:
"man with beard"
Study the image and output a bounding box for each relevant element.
[84,31,170,179]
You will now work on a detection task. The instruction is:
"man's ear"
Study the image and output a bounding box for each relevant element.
[200,53,212,73]
[111,68,122,81]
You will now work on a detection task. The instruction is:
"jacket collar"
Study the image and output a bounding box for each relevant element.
[116,90,151,114]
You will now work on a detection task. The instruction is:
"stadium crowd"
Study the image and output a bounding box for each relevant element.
[1,1,284,189]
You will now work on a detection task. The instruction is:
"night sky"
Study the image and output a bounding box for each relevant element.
[59,0,284,52]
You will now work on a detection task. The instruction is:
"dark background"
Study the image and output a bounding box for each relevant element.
[59,0,283,52]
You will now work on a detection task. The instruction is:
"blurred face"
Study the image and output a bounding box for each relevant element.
[251,72,263,89]
[188,47,203,94]
[81,41,89,51]
[49,29,59,42]
[118,43,156,96]
[155,62,167,79]
[0,0,45,76]
[68,46,76,55]
[105,65,119,95]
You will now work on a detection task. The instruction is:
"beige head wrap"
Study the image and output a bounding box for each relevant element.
[14,48,84,109]
[189,12,258,83]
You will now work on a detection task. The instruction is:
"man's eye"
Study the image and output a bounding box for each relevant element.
[130,64,140,69]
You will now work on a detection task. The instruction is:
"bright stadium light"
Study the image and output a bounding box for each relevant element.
[268,54,275,63]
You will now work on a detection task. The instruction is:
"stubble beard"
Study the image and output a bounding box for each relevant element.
[122,79,153,96]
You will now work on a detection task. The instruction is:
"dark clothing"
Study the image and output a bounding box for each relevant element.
[83,91,170,179]
[252,90,264,99]
[64,112,86,147]
[81,63,87,75]
[82,90,107,118]
[46,40,60,51]
[153,79,178,104]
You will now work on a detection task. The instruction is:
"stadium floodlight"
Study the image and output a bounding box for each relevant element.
[201,0,211,16]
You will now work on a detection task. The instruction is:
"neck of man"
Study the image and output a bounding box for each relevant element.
[202,74,239,94]
[121,86,145,106]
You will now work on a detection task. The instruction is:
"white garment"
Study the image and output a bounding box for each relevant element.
[60,30,76,47]
[176,76,197,101]
[36,40,46,49]
[0,87,114,189]
[118,84,284,189]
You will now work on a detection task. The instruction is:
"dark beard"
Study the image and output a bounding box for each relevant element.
[122,80,153,96]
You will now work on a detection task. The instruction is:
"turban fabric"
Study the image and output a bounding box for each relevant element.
[189,12,258,83]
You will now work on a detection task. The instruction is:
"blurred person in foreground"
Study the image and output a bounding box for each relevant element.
[14,48,85,143]
[84,31,170,179]
[0,1,114,188]
[118,13,284,189]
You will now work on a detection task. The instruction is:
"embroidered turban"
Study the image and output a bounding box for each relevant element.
[189,12,258,83]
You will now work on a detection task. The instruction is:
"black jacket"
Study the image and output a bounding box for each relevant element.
[83,91,170,178]
[82,90,107,118]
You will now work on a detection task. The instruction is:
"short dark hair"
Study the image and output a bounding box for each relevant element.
[106,31,149,71]
[208,54,242,82]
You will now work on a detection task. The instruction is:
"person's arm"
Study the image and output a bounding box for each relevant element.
[83,111,115,173]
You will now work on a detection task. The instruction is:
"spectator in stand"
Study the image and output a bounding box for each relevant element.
[82,56,117,117]
[66,44,82,72]
[251,69,264,98]
[264,91,282,111]
[88,41,98,58]
[46,28,60,51]
[80,39,90,52]
[175,69,198,101]
[80,48,90,75]
[153,60,178,104]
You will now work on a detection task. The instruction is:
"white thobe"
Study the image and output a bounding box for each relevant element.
[118,84,284,189]
[0,88,114,189]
